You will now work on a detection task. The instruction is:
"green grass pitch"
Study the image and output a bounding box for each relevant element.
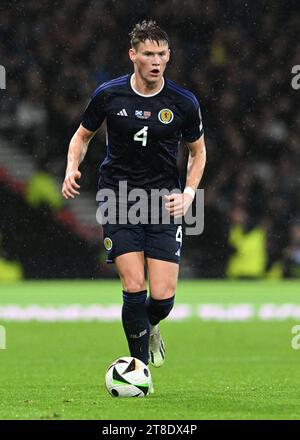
[0,280,300,420]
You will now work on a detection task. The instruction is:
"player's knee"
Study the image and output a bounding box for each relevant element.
[166,287,176,299]
[151,285,176,300]
[162,289,176,300]
[122,276,146,293]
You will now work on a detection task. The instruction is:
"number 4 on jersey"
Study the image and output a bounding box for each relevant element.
[134,126,148,147]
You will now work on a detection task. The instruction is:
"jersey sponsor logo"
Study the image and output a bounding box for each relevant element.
[135,110,151,119]
[158,108,174,124]
[104,237,113,251]
[117,109,128,116]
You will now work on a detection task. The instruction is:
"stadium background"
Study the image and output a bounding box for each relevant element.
[1,0,300,421]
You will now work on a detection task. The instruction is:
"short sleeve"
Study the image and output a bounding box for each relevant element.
[181,99,204,143]
[81,90,106,132]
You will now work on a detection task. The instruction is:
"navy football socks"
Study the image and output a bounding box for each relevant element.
[122,290,150,365]
[146,295,175,326]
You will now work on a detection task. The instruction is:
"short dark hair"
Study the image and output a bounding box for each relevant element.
[129,20,170,49]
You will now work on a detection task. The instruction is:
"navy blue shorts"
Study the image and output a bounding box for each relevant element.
[102,223,183,264]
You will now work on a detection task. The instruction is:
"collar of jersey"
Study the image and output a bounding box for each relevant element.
[130,74,165,97]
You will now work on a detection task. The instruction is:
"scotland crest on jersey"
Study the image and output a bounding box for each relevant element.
[158,108,174,124]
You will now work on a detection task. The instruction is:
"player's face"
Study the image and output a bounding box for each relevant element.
[129,39,170,84]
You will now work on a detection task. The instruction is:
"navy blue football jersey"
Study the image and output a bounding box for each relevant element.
[81,74,203,193]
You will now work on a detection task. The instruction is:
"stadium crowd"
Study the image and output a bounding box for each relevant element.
[0,0,299,278]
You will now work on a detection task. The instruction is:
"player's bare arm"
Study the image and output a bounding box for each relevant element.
[62,124,96,199]
[165,134,206,218]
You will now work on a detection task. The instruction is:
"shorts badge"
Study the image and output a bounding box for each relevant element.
[104,237,113,251]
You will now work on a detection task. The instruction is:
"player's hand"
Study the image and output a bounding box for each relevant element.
[164,193,193,218]
[62,170,81,199]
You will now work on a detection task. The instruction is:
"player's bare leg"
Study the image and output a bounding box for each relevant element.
[146,258,179,367]
[115,251,146,293]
